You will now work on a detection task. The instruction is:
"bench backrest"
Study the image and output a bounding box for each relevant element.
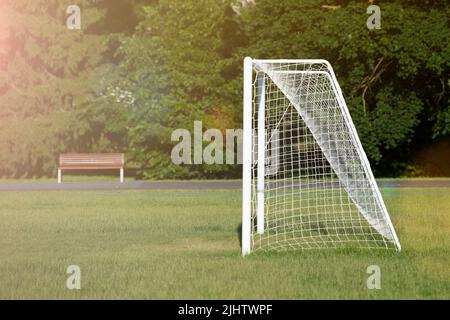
[59,153,124,170]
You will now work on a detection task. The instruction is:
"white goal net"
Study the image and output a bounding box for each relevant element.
[242,58,401,255]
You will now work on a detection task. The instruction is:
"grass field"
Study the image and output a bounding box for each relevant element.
[0,186,449,299]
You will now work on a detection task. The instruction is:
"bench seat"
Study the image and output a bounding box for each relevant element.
[58,153,125,183]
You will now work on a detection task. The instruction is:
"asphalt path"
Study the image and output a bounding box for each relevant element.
[0,180,449,192]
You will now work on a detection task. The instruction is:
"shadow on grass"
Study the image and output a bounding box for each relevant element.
[248,247,402,259]
[237,223,242,250]
[234,221,401,258]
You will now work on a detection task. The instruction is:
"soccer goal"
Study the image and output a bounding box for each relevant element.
[241,57,401,255]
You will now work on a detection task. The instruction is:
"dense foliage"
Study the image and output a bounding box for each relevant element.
[0,0,448,178]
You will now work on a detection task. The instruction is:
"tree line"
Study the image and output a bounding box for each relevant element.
[0,0,448,178]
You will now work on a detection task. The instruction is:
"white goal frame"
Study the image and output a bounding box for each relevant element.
[242,57,401,255]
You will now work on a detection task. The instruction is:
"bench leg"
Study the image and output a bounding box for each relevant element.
[120,168,124,183]
[58,169,62,184]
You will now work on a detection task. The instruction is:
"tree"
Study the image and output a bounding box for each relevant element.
[0,0,121,177]
[119,0,243,178]
[239,0,450,175]
[0,0,448,178]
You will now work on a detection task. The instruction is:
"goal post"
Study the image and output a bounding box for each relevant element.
[242,57,401,255]
[241,57,253,256]
[256,73,266,235]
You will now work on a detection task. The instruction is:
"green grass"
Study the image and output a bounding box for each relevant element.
[0,187,448,299]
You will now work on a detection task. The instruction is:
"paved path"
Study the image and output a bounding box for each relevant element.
[0,180,449,192]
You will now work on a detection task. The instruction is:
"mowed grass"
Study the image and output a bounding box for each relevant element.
[0,187,448,299]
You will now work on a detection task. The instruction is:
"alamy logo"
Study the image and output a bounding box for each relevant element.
[171,121,279,173]
[367,5,381,30]
[171,121,242,165]
[66,5,81,30]
[66,265,81,290]
[366,265,381,289]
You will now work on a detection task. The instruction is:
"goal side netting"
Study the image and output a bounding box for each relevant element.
[242,58,401,255]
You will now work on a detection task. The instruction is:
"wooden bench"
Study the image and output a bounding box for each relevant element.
[58,153,125,184]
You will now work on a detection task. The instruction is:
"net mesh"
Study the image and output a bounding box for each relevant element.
[250,61,398,251]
